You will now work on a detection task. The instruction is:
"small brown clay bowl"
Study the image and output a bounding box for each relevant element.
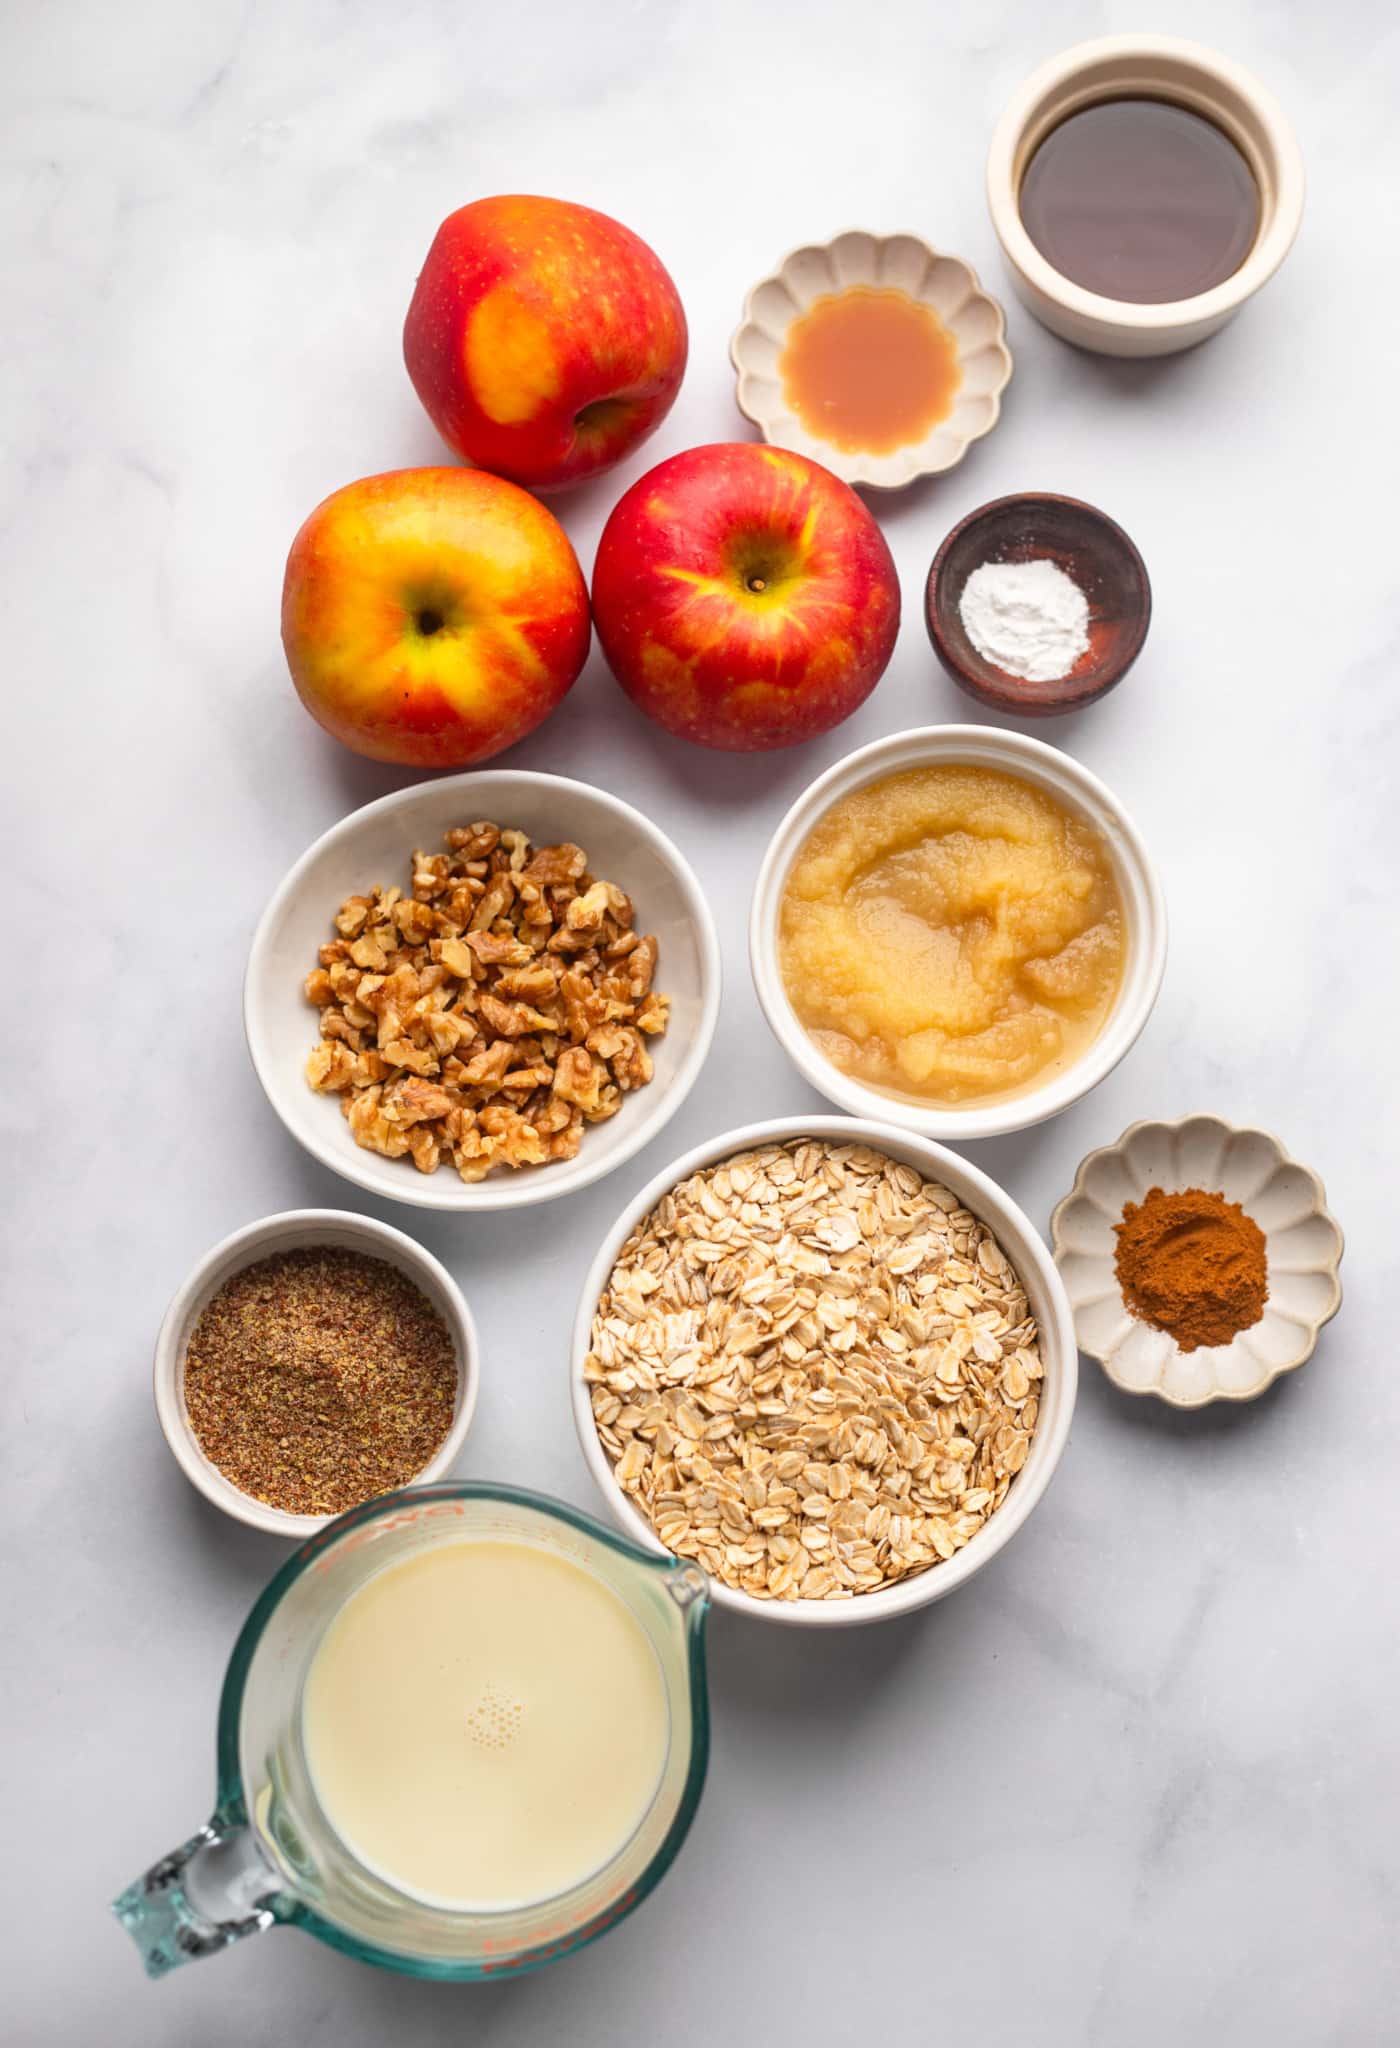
[925,493,1151,716]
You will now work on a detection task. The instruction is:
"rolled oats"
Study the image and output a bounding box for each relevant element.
[305,823,669,1181]
[585,1139,1041,1601]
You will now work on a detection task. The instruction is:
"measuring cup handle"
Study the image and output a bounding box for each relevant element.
[112,1816,282,1977]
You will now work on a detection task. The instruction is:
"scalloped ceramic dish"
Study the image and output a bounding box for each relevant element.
[730,232,1012,489]
[1051,1115,1342,1407]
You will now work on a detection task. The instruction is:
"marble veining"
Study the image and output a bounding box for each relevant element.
[6,1,1399,2043]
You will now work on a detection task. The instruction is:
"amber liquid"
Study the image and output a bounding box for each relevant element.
[1019,97,1260,305]
[779,287,961,455]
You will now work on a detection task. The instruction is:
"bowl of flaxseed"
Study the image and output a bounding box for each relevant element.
[572,1117,1078,1626]
[154,1209,478,1536]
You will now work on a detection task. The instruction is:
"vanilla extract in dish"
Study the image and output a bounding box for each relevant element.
[779,288,962,455]
[1019,98,1260,305]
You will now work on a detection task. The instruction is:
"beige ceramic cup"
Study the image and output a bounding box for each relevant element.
[986,35,1304,357]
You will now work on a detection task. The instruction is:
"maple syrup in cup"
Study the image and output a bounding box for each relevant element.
[1019,98,1260,304]
[302,1537,670,1910]
[779,288,962,455]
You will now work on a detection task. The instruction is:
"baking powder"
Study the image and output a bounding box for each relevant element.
[959,558,1090,683]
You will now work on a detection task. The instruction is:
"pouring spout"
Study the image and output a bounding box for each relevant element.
[113,1816,281,1977]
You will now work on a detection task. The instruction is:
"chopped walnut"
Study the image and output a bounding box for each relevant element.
[565,879,632,934]
[304,822,670,1180]
[553,1046,606,1112]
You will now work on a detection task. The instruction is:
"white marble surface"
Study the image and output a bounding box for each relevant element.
[7,1,1399,2041]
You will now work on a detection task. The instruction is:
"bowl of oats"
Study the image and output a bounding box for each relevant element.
[244,771,721,1210]
[573,1117,1077,1625]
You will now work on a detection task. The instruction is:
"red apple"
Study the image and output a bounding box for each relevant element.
[403,195,687,492]
[590,443,901,750]
[281,467,590,768]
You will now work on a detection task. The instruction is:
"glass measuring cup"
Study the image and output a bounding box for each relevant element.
[114,1483,710,1980]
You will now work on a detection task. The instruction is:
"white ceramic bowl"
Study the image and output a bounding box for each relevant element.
[987,36,1305,358]
[571,1116,1077,1627]
[245,770,721,1211]
[730,231,1012,489]
[153,1208,479,1537]
[750,727,1167,1142]
[1051,1115,1343,1407]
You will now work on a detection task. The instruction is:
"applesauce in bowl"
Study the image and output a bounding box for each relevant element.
[750,727,1166,1141]
[779,763,1123,1106]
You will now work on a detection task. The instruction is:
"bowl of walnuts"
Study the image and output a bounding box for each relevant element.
[244,770,721,1210]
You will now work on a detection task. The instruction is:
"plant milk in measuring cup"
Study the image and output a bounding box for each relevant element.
[304,1538,669,1909]
[115,1485,710,1980]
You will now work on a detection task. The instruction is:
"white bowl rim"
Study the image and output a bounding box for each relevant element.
[243,768,722,1212]
[728,230,1013,490]
[1050,1112,1345,1408]
[570,1113,1078,1627]
[153,1207,480,1537]
[986,34,1306,335]
[748,725,1168,1141]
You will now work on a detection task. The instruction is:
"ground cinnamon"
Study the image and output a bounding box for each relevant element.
[1113,1186,1268,1352]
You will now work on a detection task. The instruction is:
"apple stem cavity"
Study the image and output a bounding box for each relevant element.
[416,607,445,637]
[574,397,631,439]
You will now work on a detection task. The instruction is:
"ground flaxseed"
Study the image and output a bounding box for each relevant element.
[183,1247,458,1516]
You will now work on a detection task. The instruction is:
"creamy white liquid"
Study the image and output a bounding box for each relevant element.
[302,1538,669,1911]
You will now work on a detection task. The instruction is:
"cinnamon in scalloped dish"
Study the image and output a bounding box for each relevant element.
[304,822,669,1180]
[1113,1186,1268,1352]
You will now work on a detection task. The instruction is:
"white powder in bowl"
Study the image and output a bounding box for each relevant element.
[958,558,1090,683]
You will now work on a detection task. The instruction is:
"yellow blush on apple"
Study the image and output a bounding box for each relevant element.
[403,195,687,493]
[281,467,590,769]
